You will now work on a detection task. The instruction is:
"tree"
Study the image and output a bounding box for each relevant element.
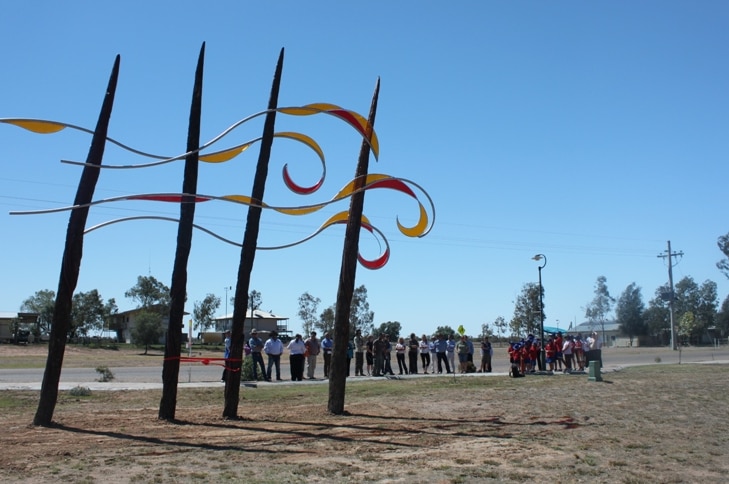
[20,290,56,334]
[71,290,114,338]
[131,310,164,355]
[433,325,456,338]
[103,298,119,335]
[717,232,729,280]
[248,290,262,311]
[584,276,615,342]
[298,292,321,336]
[318,305,336,334]
[717,295,729,337]
[673,276,718,345]
[644,285,671,344]
[349,285,374,337]
[125,275,171,310]
[492,316,508,338]
[677,312,696,346]
[615,283,646,346]
[480,322,494,339]
[192,294,221,333]
[510,283,542,337]
[377,321,402,341]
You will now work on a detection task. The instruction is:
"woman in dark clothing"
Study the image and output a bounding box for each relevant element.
[408,333,419,374]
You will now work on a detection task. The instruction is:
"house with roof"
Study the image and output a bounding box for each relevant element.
[207,309,291,343]
[568,320,649,347]
[107,305,187,345]
[0,311,39,343]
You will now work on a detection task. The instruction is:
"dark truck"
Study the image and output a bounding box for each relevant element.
[14,328,31,344]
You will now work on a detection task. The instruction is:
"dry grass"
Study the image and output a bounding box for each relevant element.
[0,363,728,483]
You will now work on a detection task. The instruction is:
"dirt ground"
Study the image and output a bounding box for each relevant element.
[1,345,728,483]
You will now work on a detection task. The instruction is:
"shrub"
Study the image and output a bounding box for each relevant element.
[69,386,92,397]
[241,356,256,381]
[95,365,115,382]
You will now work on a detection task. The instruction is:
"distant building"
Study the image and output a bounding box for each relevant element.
[0,311,39,343]
[108,305,188,345]
[107,307,291,345]
[211,309,291,342]
[569,320,649,347]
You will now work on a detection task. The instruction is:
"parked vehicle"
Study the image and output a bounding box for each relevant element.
[14,328,30,345]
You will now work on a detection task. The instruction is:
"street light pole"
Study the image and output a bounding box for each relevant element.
[224,286,232,331]
[532,254,547,371]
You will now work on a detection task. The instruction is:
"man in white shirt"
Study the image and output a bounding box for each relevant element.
[586,331,603,368]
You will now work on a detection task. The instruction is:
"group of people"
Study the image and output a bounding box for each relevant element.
[221,329,332,382]
[222,328,605,382]
[352,331,494,377]
[508,331,603,375]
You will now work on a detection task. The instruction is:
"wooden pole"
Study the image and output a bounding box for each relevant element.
[223,48,284,419]
[328,78,380,415]
[34,56,120,426]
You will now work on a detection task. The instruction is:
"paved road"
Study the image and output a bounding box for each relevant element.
[1,345,727,391]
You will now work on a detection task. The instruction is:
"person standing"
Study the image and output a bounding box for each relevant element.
[305,331,320,379]
[573,334,585,371]
[419,335,431,374]
[353,329,365,376]
[456,335,470,373]
[554,332,564,371]
[365,335,374,376]
[545,337,557,372]
[408,333,419,374]
[346,339,354,376]
[221,330,231,382]
[321,332,334,378]
[383,334,395,375]
[466,336,474,367]
[436,334,451,374]
[429,337,438,373]
[287,333,306,381]
[562,335,574,373]
[586,331,603,367]
[248,329,266,381]
[446,334,456,374]
[263,330,284,381]
[480,336,493,373]
[395,337,408,375]
[373,333,386,376]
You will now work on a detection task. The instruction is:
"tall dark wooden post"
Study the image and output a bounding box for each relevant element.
[223,48,284,419]
[328,79,380,415]
[33,56,120,426]
[159,43,206,421]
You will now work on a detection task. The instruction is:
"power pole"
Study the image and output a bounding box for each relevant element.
[657,240,683,350]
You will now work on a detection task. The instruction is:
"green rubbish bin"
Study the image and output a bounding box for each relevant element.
[588,360,602,382]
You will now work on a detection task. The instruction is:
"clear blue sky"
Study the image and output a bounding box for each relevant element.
[1,2,727,338]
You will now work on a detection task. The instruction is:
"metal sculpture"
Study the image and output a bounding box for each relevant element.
[3,49,435,423]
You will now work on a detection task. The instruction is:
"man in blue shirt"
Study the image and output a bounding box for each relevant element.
[321,332,334,378]
[435,333,451,374]
[221,330,231,382]
[446,334,456,374]
[248,329,266,381]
